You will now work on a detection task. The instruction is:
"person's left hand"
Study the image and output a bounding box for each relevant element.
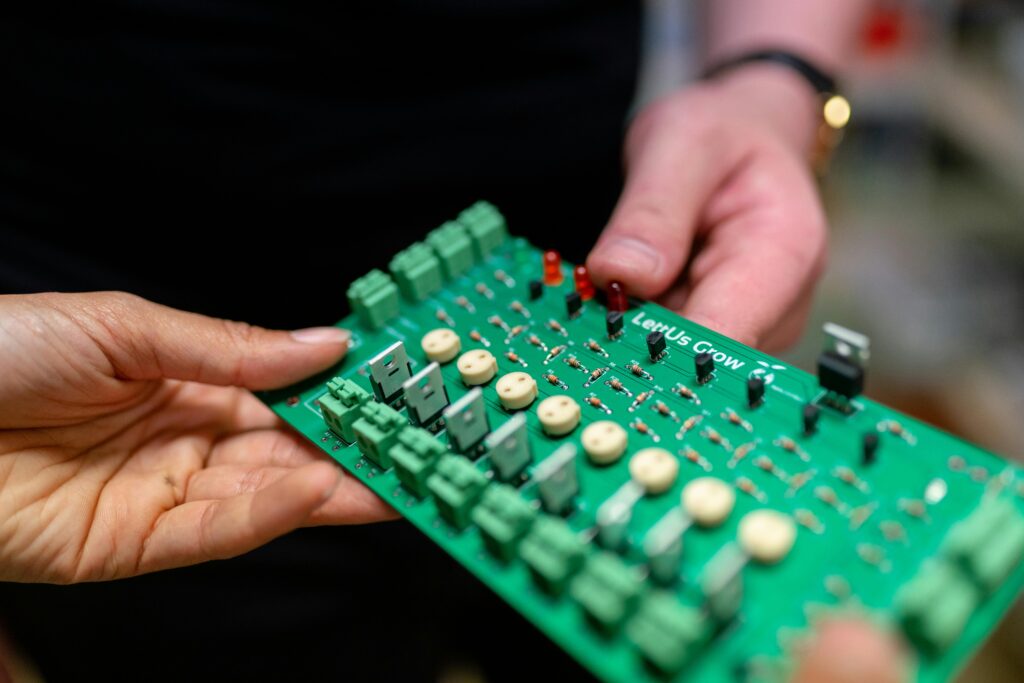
[587,66,829,352]
[0,292,395,584]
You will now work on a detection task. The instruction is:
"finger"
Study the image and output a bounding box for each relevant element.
[758,283,816,354]
[54,292,350,390]
[206,428,324,468]
[137,461,341,573]
[680,152,826,348]
[586,96,744,299]
[186,462,396,525]
[793,619,909,683]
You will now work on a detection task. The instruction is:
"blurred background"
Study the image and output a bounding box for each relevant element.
[644,0,1024,680]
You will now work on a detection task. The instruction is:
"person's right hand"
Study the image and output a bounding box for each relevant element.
[0,292,394,584]
[793,618,909,683]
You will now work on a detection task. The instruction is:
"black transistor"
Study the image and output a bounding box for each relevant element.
[817,323,870,399]
[802,404,820,436]
[695,352,714,384]
[747,377,765,407]
[646,331,666,361]
[862,432,879,465]
[528,279,543,301]
[606,311,624,338]
[565,291,582,318]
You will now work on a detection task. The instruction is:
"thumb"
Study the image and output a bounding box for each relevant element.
[792,619,909,683]
[68,292,349,390]
[586,96,743,299]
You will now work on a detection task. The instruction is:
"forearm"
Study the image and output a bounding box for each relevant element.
[698,0,871,155]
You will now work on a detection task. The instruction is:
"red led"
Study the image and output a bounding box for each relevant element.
[607,280,627,312]
[543,250,563,285]
[574,264,595,301]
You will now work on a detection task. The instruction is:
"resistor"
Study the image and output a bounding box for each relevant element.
[878,420,916,445]
[542,373,567,389]
[544,345,567,364]
[833,466,869,493]
[754,456,789,483]
[585,339,608,357]
[857,544,891,572]
[880,521,907,543]
[702,428,733,452]
[527,334,548,352]
[736,477,766,502]
[488,315,510,332]
[629,391,654,412]
[848,503,877,531]
[675,384,700,405]
[727,441,756,469]
[898,498,930,522]
[631,419,660,442]
[468,330,491,347]
[786,469,816,496]
[504,351,527,368]
[506,324,526,340]
[652,401,679,422]
[775,437,810,462]
[564,355,587,372]
[681,446,711,472]
[625,362,652,380]
[676,415,703,439]
[815,486,848,514]
[948,455,966,472]
[475,283,494,299]
[795,509,825,534]
[584,367,608,387]
[494,269,515,287]
[455,296,476,313]
[606,377,632,396]
[509,300,531,318]
[435,308,455,326]
[547,319,567,336]
[586,395,611,415]
[722,409,753,433]
[970,466,989,483]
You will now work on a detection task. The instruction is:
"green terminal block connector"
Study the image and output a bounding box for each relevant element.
[458,200,507,259]
[626,593,707,675]
[472,484,537,562]
[943,497,1024,594]
[425,221,475,279]
[346,269,400,330]
[571,553,644,634]
[520,516,585,596]
[389,242,443,302]
[426,454,489,530]
[898,560,979,654]
[351,401,407,468]
[319,377,371,443]
[390,426,447,498]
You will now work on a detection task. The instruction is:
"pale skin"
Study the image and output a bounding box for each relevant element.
[0,0,907,677]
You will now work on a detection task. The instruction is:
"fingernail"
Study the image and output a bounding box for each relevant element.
[595,236,661,273]
[290,327,351,345]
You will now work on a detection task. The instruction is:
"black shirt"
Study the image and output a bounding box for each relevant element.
[0,2,640,680]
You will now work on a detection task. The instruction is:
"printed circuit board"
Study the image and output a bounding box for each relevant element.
[261,202,1024,682]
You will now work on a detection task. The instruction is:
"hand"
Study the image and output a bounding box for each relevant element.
[587,65,828,351]
[0,292,394,583]
[793,618,909,683]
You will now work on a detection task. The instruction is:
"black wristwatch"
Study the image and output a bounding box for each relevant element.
[703,49,851,171]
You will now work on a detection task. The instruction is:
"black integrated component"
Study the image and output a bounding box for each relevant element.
[862,432,880,465]
[816,323,870,400]
[565,291,582,318]
[802,403,820,436]
[695,352,715,384]
[606,311,624,338]
[528,279,544,301]
[646,331,667,361]
[746,377,765,407]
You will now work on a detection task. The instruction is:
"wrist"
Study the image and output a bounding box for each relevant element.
[705,62,822,158]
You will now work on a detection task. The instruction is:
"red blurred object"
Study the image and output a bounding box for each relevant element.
[607,280,627,312]
[573,265,595,301]
[863,5,906,53]
[543,250,563,286]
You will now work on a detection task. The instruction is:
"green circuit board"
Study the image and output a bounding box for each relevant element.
[261,202,1024,682]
